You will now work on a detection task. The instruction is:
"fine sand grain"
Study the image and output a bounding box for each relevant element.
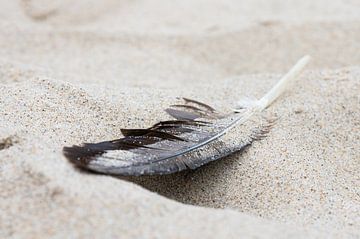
[0,1,359,238]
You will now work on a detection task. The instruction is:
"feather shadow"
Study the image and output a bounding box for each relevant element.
[117,145,251,207]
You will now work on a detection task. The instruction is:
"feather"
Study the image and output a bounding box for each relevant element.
[63,56,311,176]
[183,97,217,112]
[164,108,201,121]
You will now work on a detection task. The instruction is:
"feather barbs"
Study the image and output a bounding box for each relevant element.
[63,56,311,176]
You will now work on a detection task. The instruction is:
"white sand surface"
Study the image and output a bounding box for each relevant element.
[0,1,359,238]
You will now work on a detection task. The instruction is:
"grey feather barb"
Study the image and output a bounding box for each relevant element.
[63,56,311,176]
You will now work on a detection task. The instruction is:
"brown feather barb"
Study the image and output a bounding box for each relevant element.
[63,56,311,176]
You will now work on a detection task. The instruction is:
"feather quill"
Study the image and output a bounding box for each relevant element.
[63,56,311,175]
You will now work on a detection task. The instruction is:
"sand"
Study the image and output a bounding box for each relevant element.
[0,1,359,238]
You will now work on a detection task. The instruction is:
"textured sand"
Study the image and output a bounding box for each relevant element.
[1,1,359,238]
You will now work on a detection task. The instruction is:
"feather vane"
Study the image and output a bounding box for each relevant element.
[63,56,310,175]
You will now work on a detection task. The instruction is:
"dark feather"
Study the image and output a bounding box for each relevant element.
[170,104,219,119]
[151,120,210,128]
[63,55,310,176]
[120,129,187,141]
[150,126,194,134]
[164,108,201,121]
[63,98,273,176]
[183,97,216,112]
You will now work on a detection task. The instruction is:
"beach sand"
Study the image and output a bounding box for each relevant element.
[0,1,359,238]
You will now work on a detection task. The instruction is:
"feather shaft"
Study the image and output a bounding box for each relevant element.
[257,55,311,110]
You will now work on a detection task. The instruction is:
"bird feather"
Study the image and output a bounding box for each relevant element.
[63,56,310,176]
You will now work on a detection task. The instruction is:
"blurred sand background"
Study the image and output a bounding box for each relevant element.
[0,0,359,238]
